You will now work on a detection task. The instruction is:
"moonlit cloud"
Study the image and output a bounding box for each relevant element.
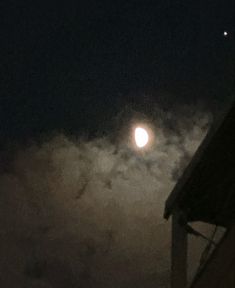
[0,104,212,287]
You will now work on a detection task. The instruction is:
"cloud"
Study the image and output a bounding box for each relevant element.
[0,105,211,287]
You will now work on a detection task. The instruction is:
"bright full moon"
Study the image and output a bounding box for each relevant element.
[135,127,149,148]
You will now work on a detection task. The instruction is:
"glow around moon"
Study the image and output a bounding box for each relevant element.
[135,127,149,148]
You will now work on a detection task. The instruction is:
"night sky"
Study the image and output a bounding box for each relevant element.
[1,1,234,142]
[0,1,234,288]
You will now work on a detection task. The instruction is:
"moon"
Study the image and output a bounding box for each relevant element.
[135,127,149,148]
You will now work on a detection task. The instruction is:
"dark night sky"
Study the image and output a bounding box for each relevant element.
[0,1,234,141]
[0,2,234,287]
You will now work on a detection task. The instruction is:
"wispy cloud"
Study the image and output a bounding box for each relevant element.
[0,104,211,287]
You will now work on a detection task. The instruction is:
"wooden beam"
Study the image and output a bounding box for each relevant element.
[171,209,188,288]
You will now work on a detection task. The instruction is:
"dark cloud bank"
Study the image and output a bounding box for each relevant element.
[0,104,216,288]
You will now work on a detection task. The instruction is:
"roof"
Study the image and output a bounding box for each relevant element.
[164,102,235,227]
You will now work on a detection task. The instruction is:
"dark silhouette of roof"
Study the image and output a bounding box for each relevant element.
[164,102,235,227]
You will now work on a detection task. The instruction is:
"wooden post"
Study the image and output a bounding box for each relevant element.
[171,208,188,288]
